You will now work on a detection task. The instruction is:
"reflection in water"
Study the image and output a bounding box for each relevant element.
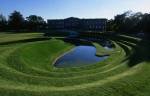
[54,46,108,68]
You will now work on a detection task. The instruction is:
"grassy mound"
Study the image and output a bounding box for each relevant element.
[0,33,150,96]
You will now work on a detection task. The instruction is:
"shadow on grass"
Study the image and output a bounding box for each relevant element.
[122,36,150,67]
[106,34,150,67]
[0,38,51,45]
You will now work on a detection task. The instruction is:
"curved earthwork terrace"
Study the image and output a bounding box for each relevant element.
[0,32,150,96]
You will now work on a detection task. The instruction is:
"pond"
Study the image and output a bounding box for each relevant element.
[54,45,108,68]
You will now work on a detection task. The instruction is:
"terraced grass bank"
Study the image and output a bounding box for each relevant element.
[0,32,150,96]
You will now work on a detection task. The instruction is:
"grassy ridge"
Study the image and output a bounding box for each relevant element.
[0,33,150,96]
[93,42,114,56]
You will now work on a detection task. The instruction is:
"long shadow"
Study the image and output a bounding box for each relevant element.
[0,38,51,45]
[127,37,150,67]
[105,34,149,67]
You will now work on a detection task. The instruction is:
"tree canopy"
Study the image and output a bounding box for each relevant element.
[8,11,25,31]
[0,11,47,32]
[0,14,7,31]
[26,15,46,31]
[108,11,150,34]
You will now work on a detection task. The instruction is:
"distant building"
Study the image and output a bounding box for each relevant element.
[47,17,107,31]
[81,19,107,31]
[47,19,64,29]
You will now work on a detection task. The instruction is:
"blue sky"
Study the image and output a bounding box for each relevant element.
[0,0,150,20]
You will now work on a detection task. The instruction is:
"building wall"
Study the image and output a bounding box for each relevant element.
[47,17,107,31]
[48,19,64,29]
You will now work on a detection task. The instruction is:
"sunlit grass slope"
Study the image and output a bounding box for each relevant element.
[0,32,150,96]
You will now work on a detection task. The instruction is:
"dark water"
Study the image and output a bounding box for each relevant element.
[54,45,108,68]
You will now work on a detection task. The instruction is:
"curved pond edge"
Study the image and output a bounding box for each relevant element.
[52,46,75,67]
[53,44,110,68]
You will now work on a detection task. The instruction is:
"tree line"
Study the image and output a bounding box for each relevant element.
[0,10,150,34]
[0,10,47,32]
[107,11,150,35]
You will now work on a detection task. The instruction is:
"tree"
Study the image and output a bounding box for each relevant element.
[106,19,115,31]
[113,12,129,32]
[141,13,150,34]
[112,11,144,34]
[128,12,143,32]
[8,11,25,31]
[26,15,46,31]
[0,14,7,31]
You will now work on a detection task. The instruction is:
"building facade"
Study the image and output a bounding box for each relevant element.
[47,17,107,31]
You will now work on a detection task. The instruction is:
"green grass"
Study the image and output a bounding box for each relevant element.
[93,42,114,56]
[0,32,150,96]
[0,33,43,43]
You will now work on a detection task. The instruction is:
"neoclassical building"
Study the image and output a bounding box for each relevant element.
[47,17,107,31]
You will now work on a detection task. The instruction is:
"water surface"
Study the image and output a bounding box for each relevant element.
[54,45,108,68]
